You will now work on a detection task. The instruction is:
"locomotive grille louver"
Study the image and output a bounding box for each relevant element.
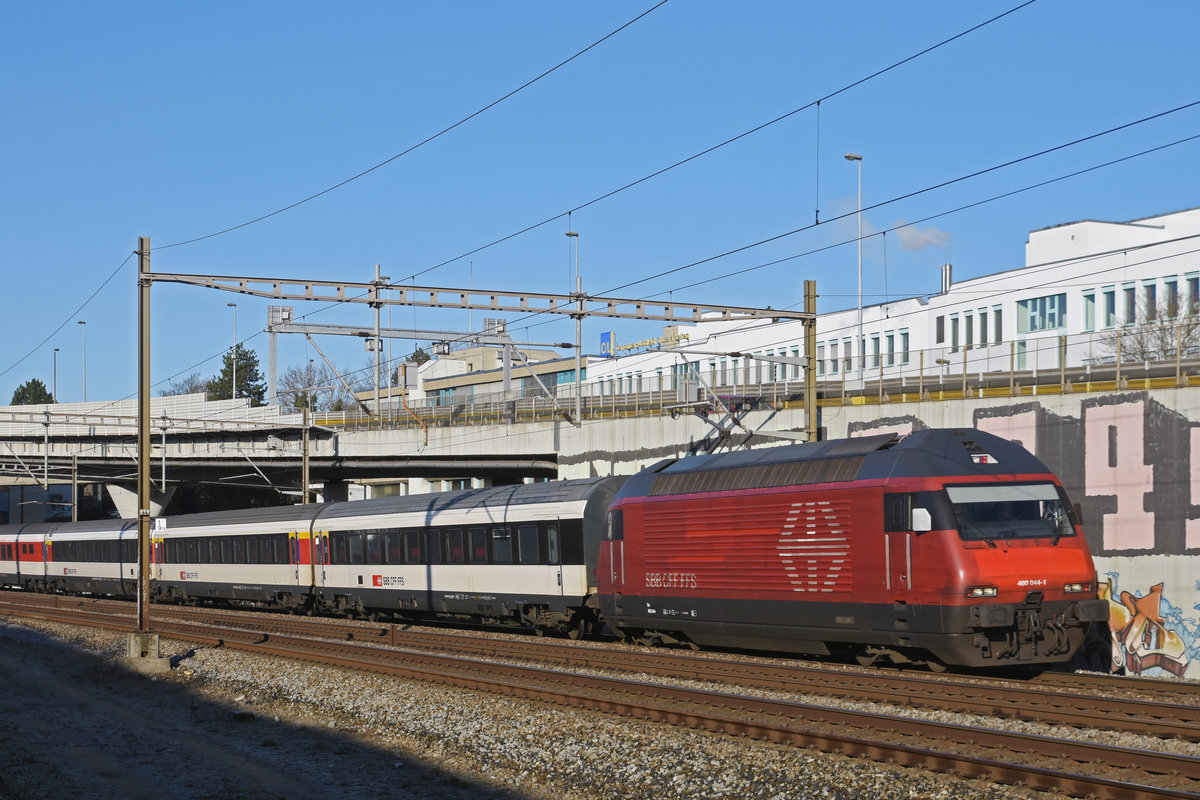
[648,456,866,496]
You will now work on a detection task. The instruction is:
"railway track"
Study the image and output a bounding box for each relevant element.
[53,595,1200,743]
[2,591,1198,800]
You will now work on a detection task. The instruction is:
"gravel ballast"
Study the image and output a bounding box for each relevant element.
[0,618,1081,800]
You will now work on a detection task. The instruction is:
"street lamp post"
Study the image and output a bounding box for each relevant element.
[227,302,237,400]
[77,320,86,402]
[845,153,863,385]
[53,348,59,402]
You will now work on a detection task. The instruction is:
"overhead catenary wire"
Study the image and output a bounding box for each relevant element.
[410,0,1042,282]
[153,1,671,253]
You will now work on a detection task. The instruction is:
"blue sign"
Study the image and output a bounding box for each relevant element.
[599,331,616,357]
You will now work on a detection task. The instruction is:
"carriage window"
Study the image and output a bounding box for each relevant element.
[246,536,259,563]
[468,528,487,563]
[518,524,540,565]
[184,539,197,563]
[491,528,512,563]
[366,532,384,564]
[219,539,232,564]
[445,529,464,563]
[348,533,364,564]
[385,532,401,563]
[426,531,443,564]
[404,530,422,563]
[547,526,559,564]
[330,533,347,565]
[232,537,246,564]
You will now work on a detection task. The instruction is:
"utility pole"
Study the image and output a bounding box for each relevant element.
[124,235,168,673]
[805,280,818,441]
[137,236,152,633]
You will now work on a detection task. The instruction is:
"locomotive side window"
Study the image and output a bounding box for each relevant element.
[884,491,954,532]
[492,528,512,563]
[945,483,1076,542]
[517,524,540,565]
[607,510,624,540]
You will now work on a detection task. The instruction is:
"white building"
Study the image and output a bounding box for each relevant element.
[582,206,1200,395]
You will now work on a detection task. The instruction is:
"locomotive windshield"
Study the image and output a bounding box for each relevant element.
[945,482,1075,542]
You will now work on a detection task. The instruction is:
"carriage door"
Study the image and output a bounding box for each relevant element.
[603,510,626,614]
[883,493,918,599]
[548,523,563,597]
[885,532,911,597]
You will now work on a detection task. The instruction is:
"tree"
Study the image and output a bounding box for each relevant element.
[205,344,266,406]
[1095,300,1200,362]
[277,360,357,412]
[159,371,208,397]
[10,378,54,405]
[409,345,431,366]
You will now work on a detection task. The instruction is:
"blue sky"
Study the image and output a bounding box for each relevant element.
[2,1,1198,405]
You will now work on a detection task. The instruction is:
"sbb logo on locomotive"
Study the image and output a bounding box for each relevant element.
[645,571,698,590]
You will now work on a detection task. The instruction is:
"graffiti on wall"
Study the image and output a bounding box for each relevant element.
[1101,577,1195,678]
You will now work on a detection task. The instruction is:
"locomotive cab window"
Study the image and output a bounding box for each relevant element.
[945,483,1076,542]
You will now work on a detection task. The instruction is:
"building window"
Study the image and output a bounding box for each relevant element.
[1123,284,1136,325]
[1083,292,1095,331]
[978,310,988,344]
[816,345,824,376]
[900,330,910,364]
[1188,274,1199,314]
[1016,341,1027,371]
[1166,280,1179,318]
[1017,293,1067,333]
[950,315,960,352]
[885,333,895,367]
[1145,282,1158,321]
[993,306,1003,344]
[842,338,853,372]
[871,335,880,368]
[829,341,838,374]
[964,312,974,350]
[935,315,945,344]
[1103,288,1116,327]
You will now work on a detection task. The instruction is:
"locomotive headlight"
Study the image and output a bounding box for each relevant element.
[1063,582,1092,593]
[966,586,998,598]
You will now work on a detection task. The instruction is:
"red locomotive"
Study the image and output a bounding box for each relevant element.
[597,428,1108,668]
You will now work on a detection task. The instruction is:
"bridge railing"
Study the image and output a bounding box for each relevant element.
[313,322,1200,431]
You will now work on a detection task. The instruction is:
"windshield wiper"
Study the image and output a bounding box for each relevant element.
[955,509,996,548]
